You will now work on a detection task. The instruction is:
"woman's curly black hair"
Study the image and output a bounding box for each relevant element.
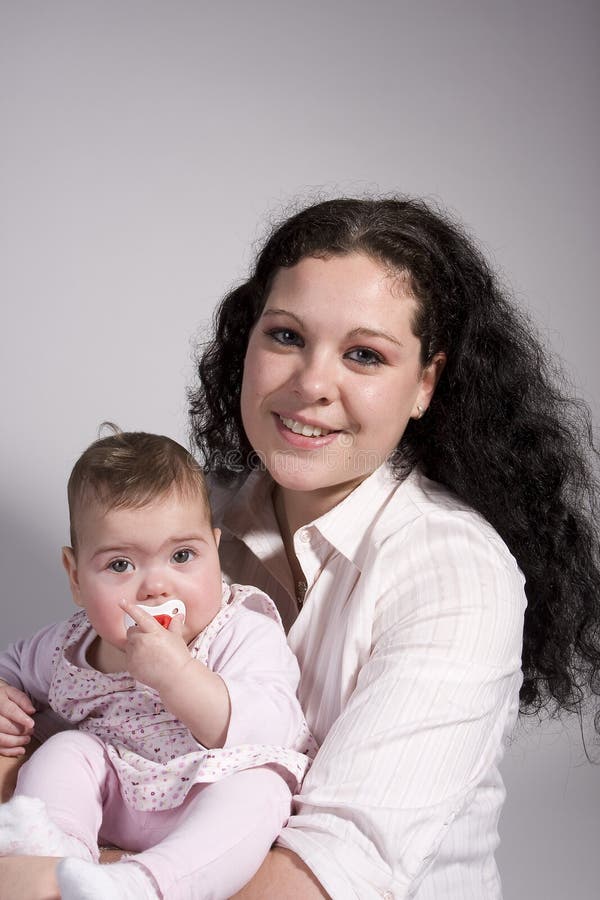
[189,197,600,729]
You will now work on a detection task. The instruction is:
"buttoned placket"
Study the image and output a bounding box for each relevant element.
[293,525,326,611]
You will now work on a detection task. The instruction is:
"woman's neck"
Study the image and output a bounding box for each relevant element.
[272,478,364,540]
[272,488,308,595]
[272,487,323,543]
[272,479,364,606]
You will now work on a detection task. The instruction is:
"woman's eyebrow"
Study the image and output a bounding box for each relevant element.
[348,326,405,348]
[261,307,303,325]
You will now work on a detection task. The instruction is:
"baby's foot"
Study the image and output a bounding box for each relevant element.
[0,795,90,858]
[57,857,159,900]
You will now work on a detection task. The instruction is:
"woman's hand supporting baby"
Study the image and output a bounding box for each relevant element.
[119,602,232,750]
[0,679,35,758]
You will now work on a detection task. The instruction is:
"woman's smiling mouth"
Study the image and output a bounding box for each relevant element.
[278,415,336,438]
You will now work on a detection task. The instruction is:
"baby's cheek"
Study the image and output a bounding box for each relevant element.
[192,597,222,634]
[88,603,128,647]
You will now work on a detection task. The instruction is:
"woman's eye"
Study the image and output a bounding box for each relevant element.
[346,347,384,367]
[172,549,193,564]
[108,559,133,574]
[266,327,303,347]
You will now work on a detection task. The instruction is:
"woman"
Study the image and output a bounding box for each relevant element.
[189,197,600,898]
[1,196,598,899]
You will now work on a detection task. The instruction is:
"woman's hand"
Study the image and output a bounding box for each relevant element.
[0,679,35,757]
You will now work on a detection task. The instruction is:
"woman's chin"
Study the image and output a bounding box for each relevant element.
[270,465,369,508]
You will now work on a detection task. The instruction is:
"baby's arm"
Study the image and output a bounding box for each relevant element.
[207,606,306,749]
[120,601,231,748]
[120,597,305,751]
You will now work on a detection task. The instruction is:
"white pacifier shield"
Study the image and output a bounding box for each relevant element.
[123,598,186,629]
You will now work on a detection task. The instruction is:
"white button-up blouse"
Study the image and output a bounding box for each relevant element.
[210,463,526,899]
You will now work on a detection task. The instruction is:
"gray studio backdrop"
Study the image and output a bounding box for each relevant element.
[1,2,598,897]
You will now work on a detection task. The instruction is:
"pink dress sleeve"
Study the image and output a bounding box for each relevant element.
[207,605,307,749]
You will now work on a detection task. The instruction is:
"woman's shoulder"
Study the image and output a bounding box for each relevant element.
[373,468,522,576]
[371,471,527,645]
[386,466,484,519]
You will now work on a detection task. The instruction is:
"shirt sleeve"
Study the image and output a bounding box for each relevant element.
[0,620,73,742]
[207,607,307,749]
[0,621,69,703]
[276,513,526,899]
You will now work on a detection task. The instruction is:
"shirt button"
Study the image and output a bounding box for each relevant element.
[298,529,310,543]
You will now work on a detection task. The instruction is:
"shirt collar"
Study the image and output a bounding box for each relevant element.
[311,463,405,568]
[220,469,293,592]
[221,468,279,545]
[221,463,407,573]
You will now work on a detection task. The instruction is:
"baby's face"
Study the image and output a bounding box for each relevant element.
[62,490,223,651]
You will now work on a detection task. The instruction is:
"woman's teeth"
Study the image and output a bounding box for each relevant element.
[280,416,332,437]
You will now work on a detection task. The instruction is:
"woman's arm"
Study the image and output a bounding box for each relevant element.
[232,847,329,899]
[0,744,33,802]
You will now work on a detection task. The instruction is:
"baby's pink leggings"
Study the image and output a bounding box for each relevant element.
[16,730,292,899]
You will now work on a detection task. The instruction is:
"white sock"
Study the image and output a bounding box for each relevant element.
[57,857,159,900]
[0,794,91,859]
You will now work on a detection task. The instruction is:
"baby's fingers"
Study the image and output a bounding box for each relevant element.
[119,600,160,634]
[166,613,185,635]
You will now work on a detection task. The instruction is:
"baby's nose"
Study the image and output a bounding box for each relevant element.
[137,570,171,601]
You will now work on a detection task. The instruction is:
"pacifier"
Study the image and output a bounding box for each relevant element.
[123,598,186,630]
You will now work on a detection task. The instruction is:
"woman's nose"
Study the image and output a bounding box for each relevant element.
[291,351,338,404]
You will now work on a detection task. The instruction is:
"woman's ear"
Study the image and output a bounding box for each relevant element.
[62,546,84,608]
[413,352,446,418]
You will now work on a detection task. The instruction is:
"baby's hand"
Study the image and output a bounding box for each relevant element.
[120,602,192,695]
[0,679,35,757]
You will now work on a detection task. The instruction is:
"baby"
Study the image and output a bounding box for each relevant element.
[0,428,313,899]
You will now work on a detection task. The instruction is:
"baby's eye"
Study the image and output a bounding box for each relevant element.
[266,327,303,347]
[345,347,385,367]
[172,549,194,564]
[108,559,133,574]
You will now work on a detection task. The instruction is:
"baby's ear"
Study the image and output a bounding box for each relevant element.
[62,546,83,608]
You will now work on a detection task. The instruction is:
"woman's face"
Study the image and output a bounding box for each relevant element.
[240,252,444,510]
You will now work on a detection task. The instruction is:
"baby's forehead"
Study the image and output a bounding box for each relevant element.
[73,483,212,534]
